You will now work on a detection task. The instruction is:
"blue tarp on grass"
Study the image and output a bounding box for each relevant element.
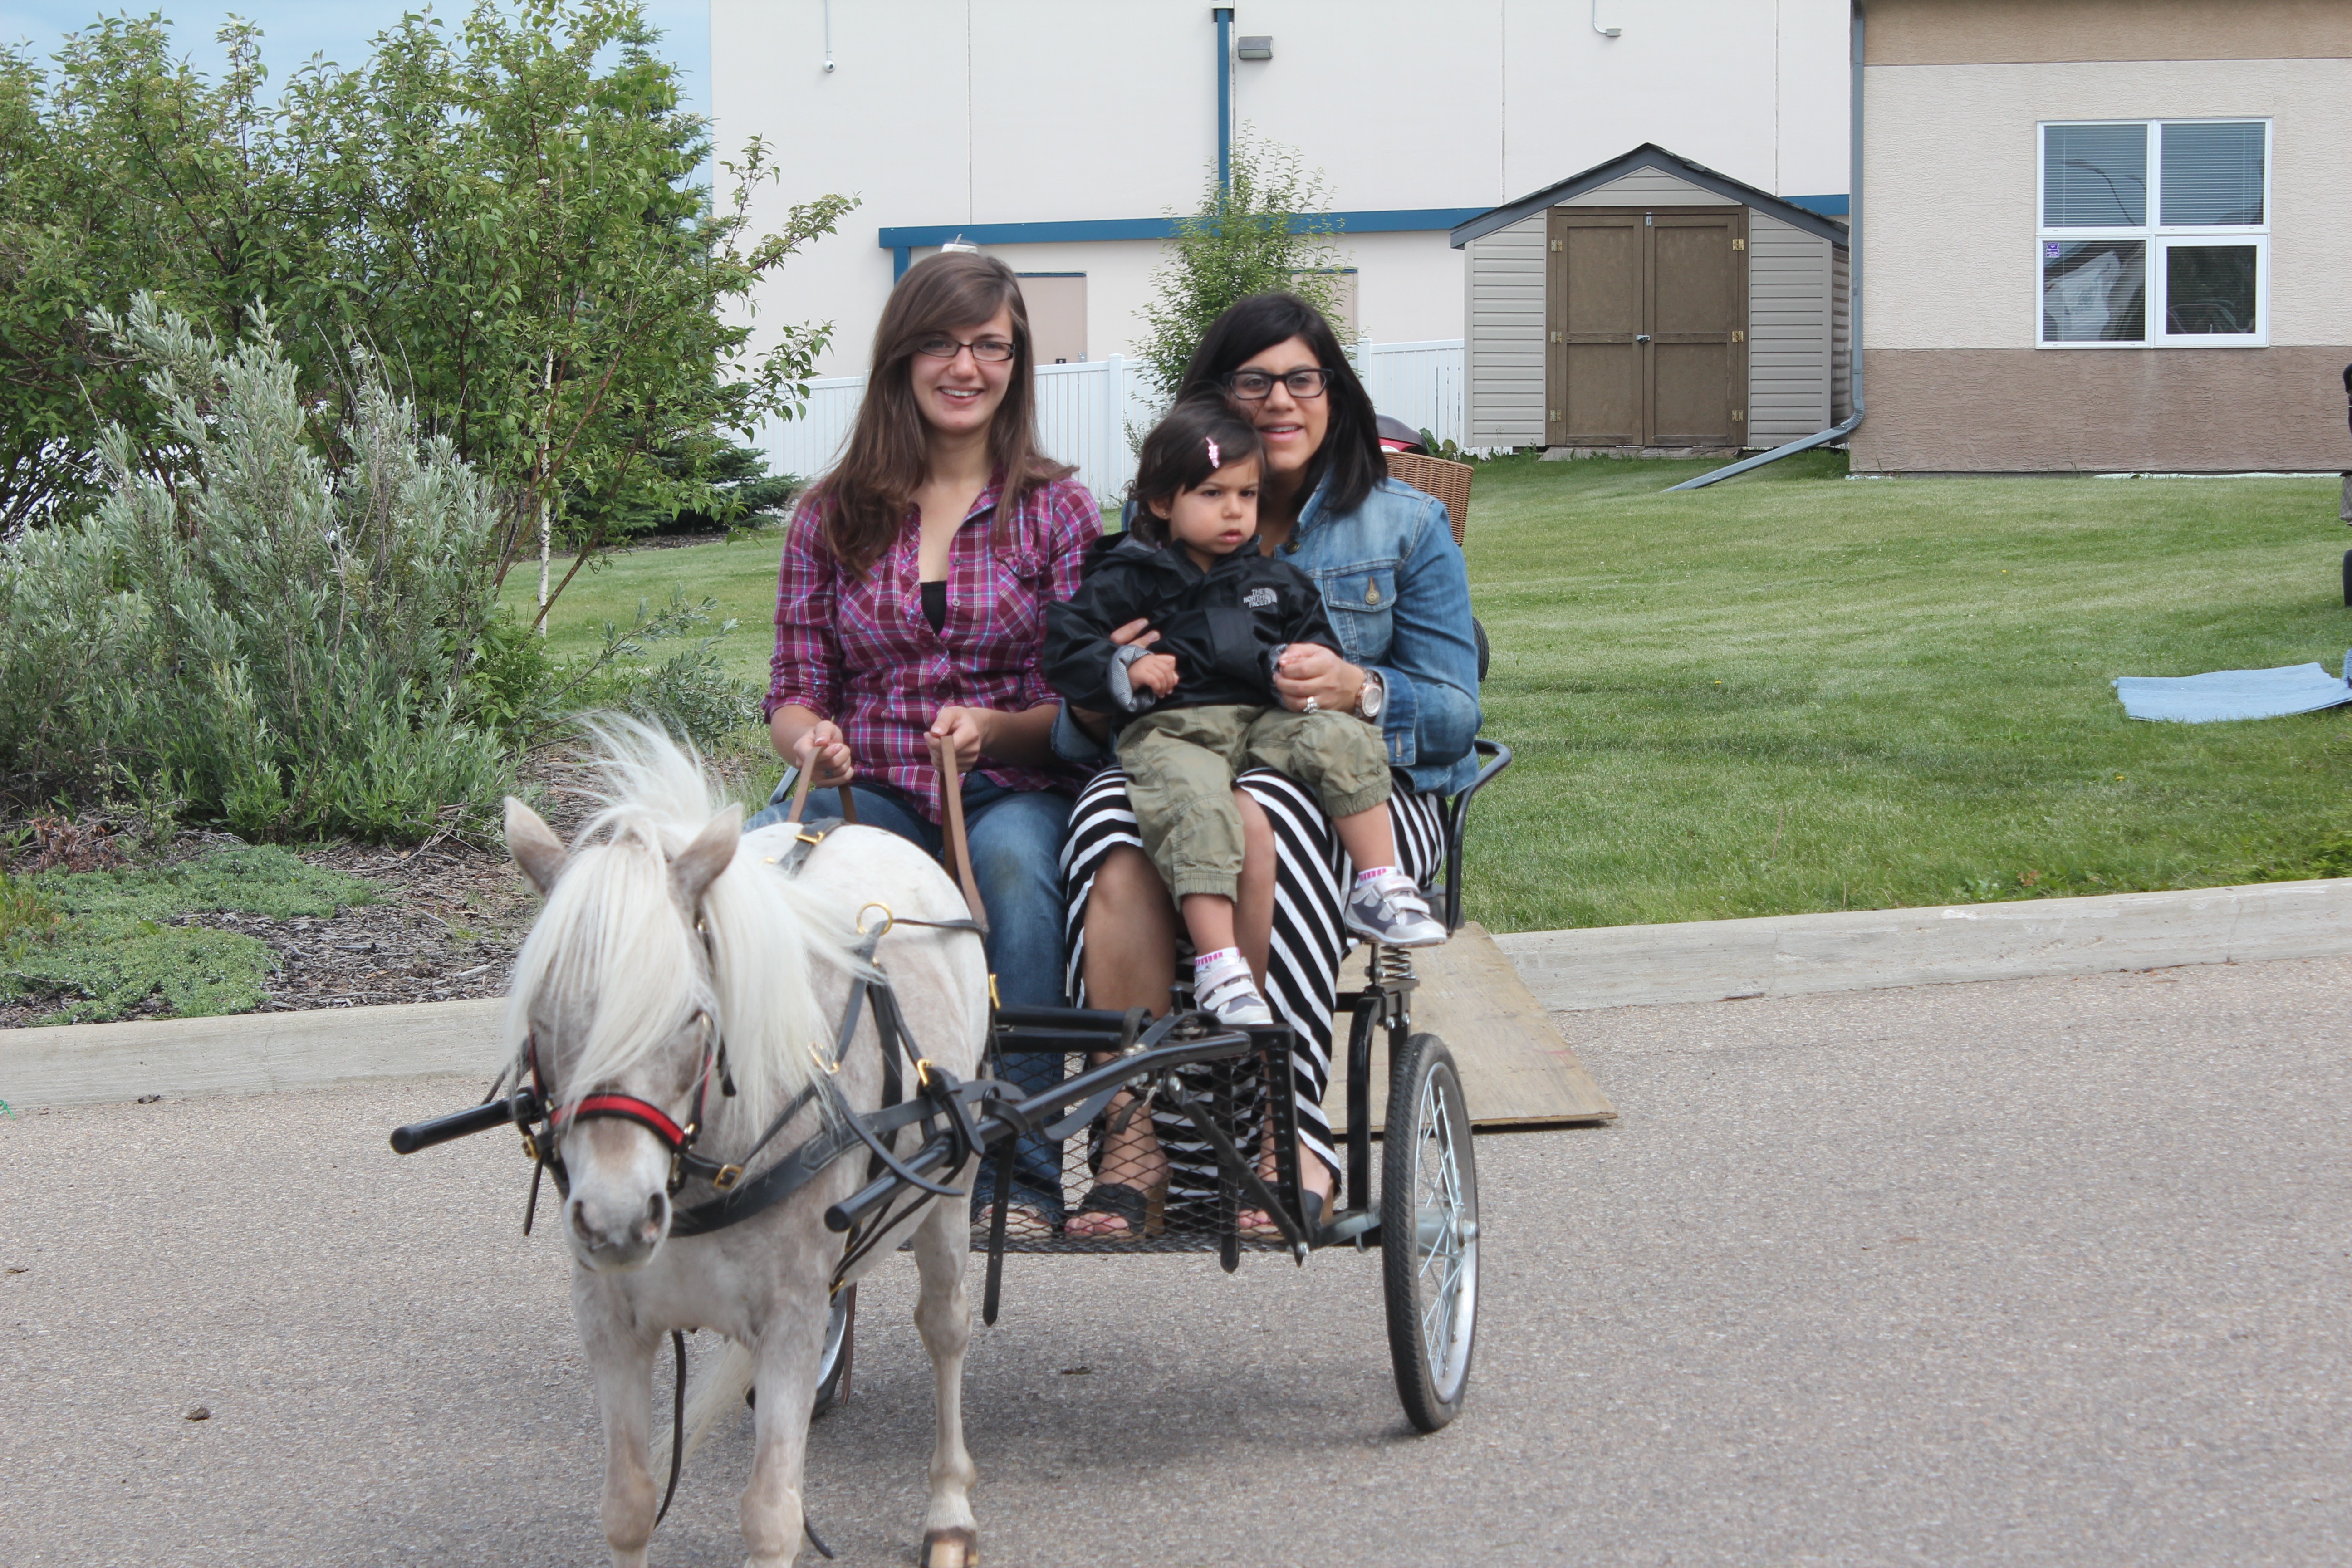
[2114,653,2352,723]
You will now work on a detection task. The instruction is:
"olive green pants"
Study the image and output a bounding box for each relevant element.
[1116,703,1392,902]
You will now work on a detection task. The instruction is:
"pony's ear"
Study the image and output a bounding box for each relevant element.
[670,803,742,910]
[505,796,568,896]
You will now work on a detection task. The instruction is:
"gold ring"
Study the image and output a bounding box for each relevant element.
[855,902,894,937]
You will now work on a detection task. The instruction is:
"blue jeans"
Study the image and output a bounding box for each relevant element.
[749,774,1072,1220]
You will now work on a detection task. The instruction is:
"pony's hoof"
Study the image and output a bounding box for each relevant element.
[920,1525,978,1568]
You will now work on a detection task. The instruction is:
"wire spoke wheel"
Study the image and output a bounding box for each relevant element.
[812,1284,856,1417]
[1382,1031,1479,1431]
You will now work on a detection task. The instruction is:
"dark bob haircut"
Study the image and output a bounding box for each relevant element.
[1175,292,1384,518]
[1125,395,1266,545]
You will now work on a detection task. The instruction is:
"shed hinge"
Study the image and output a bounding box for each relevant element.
[1550,330,1561,343]
[1551,238,1562,250]
[1550,410,1561,422]
[1732,237,1745,250]
[1731,330,1744,343]
[1732,410,1745,421]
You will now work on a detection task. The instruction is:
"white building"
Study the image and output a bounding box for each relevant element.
[714,0,1855,386]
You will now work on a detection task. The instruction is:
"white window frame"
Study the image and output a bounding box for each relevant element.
[2035,118,2270,349]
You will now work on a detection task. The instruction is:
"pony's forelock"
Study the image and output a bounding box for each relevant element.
[501,718,857,1141]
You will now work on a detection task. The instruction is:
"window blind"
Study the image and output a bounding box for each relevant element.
[2160,122,2264,227]
[2044,123,2146,227]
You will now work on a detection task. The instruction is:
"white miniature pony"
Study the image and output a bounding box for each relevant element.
[501,722,990,1568]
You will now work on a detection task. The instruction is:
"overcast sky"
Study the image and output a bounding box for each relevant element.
[0,1,710,121]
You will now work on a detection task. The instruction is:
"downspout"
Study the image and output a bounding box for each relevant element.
[1667,1,1867,491]
[1212,6,1235,191]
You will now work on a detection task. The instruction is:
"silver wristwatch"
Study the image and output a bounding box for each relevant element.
[1352,670,1385,721]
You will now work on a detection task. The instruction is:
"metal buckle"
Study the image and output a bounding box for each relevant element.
[713,1163,745,1191]
[795,830,825,847]
[988,973,1000,1009]
[808,1043,840,1076]
[913,1057,934,1088]
[855,902,894,938]
[519,1132,539,1161]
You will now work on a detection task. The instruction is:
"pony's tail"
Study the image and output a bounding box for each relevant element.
[649,1336,757,1480]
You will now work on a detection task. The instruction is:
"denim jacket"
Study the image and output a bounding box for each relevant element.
[1054,473,1483,797]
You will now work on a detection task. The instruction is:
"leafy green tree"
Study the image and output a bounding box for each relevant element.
[0,2,850,625]
[1134,131,1354,400]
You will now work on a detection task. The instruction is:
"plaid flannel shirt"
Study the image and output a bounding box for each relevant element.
[764,471,1100,823]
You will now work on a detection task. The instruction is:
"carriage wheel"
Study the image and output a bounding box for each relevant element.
[813,1285,856,1417]
[1381,1032,1479,1432]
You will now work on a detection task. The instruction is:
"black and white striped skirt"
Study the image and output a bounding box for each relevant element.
[1060,766,1446,1196]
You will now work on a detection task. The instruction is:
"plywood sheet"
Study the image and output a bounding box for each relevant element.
[1327,923,1617,1135]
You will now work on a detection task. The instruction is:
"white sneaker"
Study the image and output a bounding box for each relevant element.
[1193,949,1274,1026]
[1343,870,1449,948]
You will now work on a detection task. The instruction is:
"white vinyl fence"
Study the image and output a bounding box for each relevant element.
[755,339,1467,512]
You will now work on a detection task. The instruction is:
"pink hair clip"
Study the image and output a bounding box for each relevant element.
[1205,436,1220,469]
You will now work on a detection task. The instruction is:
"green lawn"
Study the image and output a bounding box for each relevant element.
[1464,452,2350,931]
[511,456,2352,933]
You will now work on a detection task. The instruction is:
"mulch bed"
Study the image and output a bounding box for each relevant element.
[0,829,542,1030]
[1,748,788,1028]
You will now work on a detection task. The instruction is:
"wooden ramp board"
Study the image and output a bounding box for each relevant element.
[1326,923,1617,1134]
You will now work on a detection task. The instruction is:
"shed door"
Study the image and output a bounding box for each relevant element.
[1548,206,1749,448]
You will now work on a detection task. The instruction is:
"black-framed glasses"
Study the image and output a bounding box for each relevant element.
[913,333,1017,363]
[1224,367,1333,400]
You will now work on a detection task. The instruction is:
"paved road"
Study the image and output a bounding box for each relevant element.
[5,955,2349,1566]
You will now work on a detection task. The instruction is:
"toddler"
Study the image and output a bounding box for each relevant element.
[1045,397,1446,1026]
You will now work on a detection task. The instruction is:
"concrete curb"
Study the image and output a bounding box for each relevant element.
[3,998,499,1110]
[1492,878,2352,1014]
[9,878,2351,1108]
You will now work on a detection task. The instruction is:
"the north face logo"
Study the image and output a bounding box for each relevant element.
[1243,587,1278,608]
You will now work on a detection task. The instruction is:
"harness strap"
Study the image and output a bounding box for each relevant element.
[926,734,991,938]
[784,760,859,828]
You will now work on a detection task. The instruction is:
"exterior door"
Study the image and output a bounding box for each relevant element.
[1547,206,1748,447]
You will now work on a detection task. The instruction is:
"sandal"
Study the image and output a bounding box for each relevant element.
[970,1202,1055,1243]
[1239,1185,1330,1242]
[1063,1182,1166,1241]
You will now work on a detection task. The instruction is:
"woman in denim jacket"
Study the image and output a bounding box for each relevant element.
[1057,293,1481,1239]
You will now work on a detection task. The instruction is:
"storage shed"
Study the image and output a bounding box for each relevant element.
[1451,145,1850,454]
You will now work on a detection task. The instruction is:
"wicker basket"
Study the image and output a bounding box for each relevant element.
[1383,451,1474,546]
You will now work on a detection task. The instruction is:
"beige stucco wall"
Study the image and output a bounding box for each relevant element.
[1864,57,2352,351]
[1868,0,2352,66]
[1855,19,2351,472]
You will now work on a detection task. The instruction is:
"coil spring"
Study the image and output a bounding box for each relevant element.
[1372,943,1414,986]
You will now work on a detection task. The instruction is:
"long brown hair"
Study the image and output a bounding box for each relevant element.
[819,251,1072,575]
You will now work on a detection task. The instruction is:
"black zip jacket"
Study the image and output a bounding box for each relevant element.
[1044,533,1340,719]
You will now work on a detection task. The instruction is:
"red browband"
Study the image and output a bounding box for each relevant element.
[560,1093,691,1149]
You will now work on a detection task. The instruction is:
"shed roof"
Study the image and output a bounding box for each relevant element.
[1449,143,1850,248]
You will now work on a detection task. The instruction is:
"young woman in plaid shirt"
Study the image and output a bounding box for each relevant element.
[751,252,1100,1235]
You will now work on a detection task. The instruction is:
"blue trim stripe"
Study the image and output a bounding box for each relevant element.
[1784,193,1849,216]
[878,208,1490,255]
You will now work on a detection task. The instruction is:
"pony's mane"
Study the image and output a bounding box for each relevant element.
[501,717,860,1141]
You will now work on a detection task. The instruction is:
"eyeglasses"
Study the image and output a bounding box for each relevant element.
[1224,367,1333,400]
[913,333,1017,363]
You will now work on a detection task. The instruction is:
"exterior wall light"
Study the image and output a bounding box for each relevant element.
[1590,0,1620,37]
[1237,35,1273,60]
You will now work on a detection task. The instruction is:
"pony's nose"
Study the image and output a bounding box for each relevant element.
[566,1189,670,1264]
